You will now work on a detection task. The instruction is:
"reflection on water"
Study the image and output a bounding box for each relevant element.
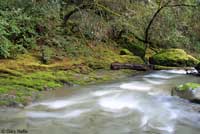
[1,70,200,134]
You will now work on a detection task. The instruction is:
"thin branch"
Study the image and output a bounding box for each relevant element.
[96,3,121,17]
[63,3,96,25]
[167,4,199,8]
[144,0,171,42]
[142,1,199,61]
[63,3,121,26]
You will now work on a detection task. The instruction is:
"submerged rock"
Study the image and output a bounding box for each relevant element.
[149,49,199,67]
[172,83,200,104]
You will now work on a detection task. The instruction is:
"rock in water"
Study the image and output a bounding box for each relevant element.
[172,83,200,104]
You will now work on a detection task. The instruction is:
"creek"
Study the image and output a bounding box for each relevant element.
[1,70,200,134]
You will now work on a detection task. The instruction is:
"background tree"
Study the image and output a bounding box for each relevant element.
[62,0,200,63]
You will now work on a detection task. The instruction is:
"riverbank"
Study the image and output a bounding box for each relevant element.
[0,45,144,107]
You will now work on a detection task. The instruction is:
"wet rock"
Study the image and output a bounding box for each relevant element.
[58,80,74,87]
[17,103,25,108]
[44,86,53,91]
[9,101,24,108]
[183,68,200,77]
[191,104,200,113]
[172,83,200,104]
[0,94,25,108]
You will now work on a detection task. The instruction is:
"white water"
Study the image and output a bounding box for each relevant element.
[1,70,200,134]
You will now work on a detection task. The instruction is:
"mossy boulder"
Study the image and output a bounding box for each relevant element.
[120,49,133,56]
[172,83,200,103]
[149,49,199,67]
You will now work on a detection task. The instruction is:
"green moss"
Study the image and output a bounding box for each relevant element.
[86,48,144,70]
[187,55,199,66]
[0,87,9,94]
[0,43,143,107]
[119,55,144,64]
[119,37,145,57]
[120,49,133,56]
[0,71,64,106]
[153,65,192,70]
[178,82,200,91]
[0,101,9,106]
[0,77,61,91]
[0,68,23,76]
[87,59,109,70]
[0,67,138,107]
[0,68,134,104]
[145,48,156,60]
[25,71,56,80]
[150,49,199,67]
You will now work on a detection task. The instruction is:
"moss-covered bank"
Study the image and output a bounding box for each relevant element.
[0,46,143,107]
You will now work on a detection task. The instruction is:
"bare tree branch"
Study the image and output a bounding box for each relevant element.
[167,4,199,8]
[63,2,121,26]
[142,1,200,63]
[63,3,96,25]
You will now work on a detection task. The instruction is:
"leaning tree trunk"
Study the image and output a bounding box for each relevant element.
[141,0,198,63]
[142,1,171,63]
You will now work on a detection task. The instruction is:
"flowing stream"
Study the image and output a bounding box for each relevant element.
[1,70,200,134]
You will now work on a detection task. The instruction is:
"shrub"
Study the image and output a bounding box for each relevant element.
[0,36,13,58]
[41,46,53,64]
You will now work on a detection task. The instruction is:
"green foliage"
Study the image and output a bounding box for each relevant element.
[0,0,62,59]
[0,37,13,58]
[149,0,200,52]
[0,7,37,58]
[41,46,53,64]
[0,0,200,59]
[63,37,92,57]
